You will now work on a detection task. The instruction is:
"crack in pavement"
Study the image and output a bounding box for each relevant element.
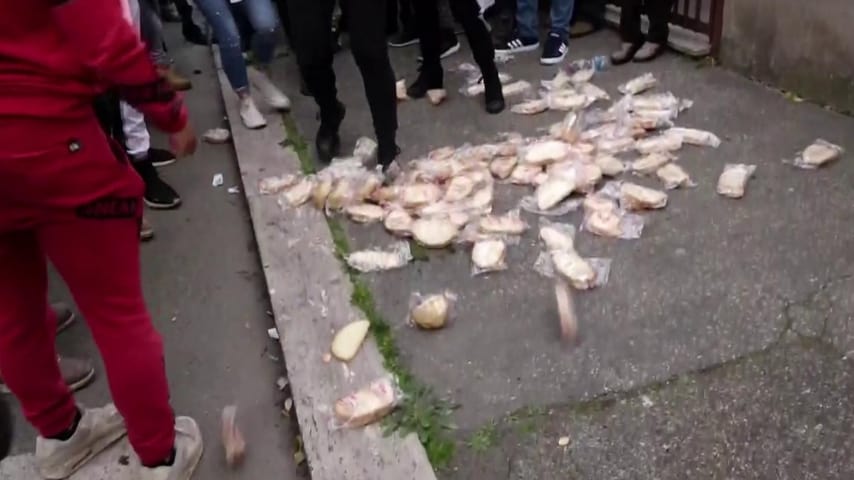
[780,272,854,350]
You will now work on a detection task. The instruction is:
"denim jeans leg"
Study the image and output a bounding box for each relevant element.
[515,0,539,41]
[550,0,575,39]
[195,0,250,92]
[242,0,281,67]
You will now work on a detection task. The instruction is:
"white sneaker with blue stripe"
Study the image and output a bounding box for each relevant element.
[495,36,540,54]
[541,33,569,65]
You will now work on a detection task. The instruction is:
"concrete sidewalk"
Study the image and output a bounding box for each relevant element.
[270,28,854,479]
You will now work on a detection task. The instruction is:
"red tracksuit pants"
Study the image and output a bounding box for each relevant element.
[0,115,174,465]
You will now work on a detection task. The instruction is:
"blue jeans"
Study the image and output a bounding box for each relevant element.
[516,0,575,41]
[195,0,280,92]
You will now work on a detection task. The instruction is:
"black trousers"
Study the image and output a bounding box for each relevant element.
[574,0,606,28]
[414,0,495,81]
[287,0,397,147]
[620,0,675,45]
[93,91,126,146]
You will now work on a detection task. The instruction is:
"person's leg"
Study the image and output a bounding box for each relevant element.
[0,232,77,439]
[195,0,250,94]
[410,0,443,97]
[437,0,461,58]
[495,0,539,52]
[243,0,280,67]
[628,0,671,61]
[515,0,539,41]
[196,0,268,127]
[449,0,505,113]
[611,0,644,63]
[242,0,292,110]
[141,0,193,90]
[619,0,644,44]
[120,103,182,209]
[39,214,177,467]
[287,0,344,161]
[549,0,574,39]
[541,0,573,64]
[140,0,170,68]
[645,0,675,44]
[345,0,399,168]
[273,0,296,46]
[388,0,419,47]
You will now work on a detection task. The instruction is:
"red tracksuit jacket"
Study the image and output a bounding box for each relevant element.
[0,0,188,229]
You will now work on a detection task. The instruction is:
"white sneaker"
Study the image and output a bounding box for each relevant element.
[248,67,291,111]
[139,417,203,480]
[36,404,127,479]
[239,96,267,129]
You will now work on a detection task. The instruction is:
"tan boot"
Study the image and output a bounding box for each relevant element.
[157,66,192,91]
[140,216,155,242]
[610,42,642,65]
[633,42,666,62]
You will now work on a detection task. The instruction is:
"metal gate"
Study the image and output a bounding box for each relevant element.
[669,0,725,55]
[609,0,726,56]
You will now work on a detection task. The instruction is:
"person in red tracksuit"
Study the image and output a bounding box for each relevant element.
[0,1,203,478]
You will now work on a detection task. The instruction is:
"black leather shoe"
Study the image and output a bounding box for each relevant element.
[316,102,345,163]
[483,74,505,114]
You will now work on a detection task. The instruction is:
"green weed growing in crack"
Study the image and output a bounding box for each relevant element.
[467,422,498,453]
[282,115,457,469]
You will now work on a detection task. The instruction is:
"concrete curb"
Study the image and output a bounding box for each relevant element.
[211,50,437,480]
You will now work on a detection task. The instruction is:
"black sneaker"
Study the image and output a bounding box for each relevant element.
[388,28,419,48]
[416,30,461,62]
[439,30,460,58]
[495,36,539,54]
[148,147,176,167]
[541,33,569,65]
[134,160,182,209]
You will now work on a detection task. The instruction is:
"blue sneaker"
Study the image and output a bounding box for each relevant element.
[495,36,539,54]
[541,33,569,65]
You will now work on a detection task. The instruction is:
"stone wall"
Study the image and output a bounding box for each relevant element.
[720,0,854,112]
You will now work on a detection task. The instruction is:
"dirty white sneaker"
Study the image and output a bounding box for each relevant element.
[239,96,267,129]
[36,404,127,479]
[139,417,203,480]
[248,67,291,111]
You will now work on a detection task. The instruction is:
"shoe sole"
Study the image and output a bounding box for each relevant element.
[180,442,204,480]
[633,50,665,63]
[140,229,155,241]
[56,312,76,335]
[151,159,176,168]
[144,198,182,210]
[440,42,461,59]
[495,43,539,55]
[0,364,94,395]
[39,421,127,479]
[540,53,567,65]
[388,39,419,48]
[67,369,96,393]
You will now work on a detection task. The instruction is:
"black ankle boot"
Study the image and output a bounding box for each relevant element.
[482,72,505,114]
[316,102,346,163]
[377,143,401,169]
[406,68,443,99]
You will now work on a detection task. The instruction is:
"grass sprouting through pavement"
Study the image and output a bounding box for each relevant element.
[282,115,457,468]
